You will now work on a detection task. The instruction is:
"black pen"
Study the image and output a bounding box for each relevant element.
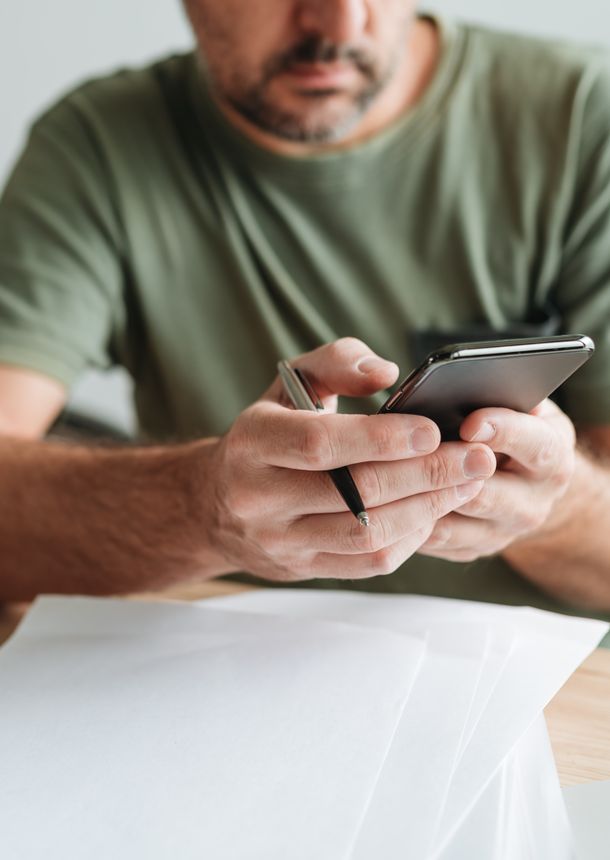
[277,360,369,527]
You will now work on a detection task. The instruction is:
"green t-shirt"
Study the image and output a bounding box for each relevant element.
[2,17,610,626]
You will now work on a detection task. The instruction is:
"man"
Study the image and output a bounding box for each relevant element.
[1,2,610,621]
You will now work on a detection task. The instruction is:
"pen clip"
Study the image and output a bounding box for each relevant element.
[293,368,324,412]
[277,359,369,526]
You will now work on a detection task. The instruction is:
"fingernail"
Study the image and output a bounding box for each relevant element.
[456,480,484,501]
[357,356,392,374]
[463,449,493,479]
[411,426,438,453]
[470,422,495,442]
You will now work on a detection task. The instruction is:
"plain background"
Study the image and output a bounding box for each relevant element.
[2,1,610,433]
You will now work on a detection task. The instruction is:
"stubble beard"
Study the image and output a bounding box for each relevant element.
[219,36,399,144]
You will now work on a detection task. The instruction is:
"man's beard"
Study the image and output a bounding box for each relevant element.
[223,36,393,144]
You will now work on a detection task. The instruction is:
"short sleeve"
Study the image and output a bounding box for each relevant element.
[0,92,125,389]
[552,57,610,426]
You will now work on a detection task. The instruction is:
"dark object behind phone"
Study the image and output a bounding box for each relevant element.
[378,335,594,439]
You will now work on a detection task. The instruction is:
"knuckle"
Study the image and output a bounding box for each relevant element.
[368,419,399,458]
[423,488,452,523]
[226,406,261,458]
[256,529,282,557]
[414,522,436,546]
[348,522,383,555]
[355,465,384,508]
[426,519,452,548]
[422,451,452,488]
[331,336,367,358]
[224,483,257,520]
[288,552,317,580]
[224,421,247,458]
[550,453,575,488]
[514,507,544,534]
[298,421,334,469]
[236,402,261,431]
[370,545,401,576]
[531,437,556,471]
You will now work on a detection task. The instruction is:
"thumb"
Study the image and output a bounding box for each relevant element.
[265,338,399,406]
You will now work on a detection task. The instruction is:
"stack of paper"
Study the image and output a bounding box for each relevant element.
[206,590,606,858]
[0,590,605,859]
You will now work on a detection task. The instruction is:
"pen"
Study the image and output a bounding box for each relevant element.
[277,360,370,527]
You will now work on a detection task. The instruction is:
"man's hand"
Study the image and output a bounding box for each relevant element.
[419,399,576,561]
[202,338,496,582]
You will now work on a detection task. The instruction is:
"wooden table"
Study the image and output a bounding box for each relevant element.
[2,582,609,788]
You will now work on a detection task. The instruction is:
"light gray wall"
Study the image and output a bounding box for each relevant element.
[431,0,610,43]
[2,2,609,433]
[0,0,193,186]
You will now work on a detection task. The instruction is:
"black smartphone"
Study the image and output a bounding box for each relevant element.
[378,335,595,439]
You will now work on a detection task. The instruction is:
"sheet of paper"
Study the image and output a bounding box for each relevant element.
[507,715,574,860]
[207,588,606,857]
[0,596,426,860]
[205,590,513,857]
[437,715,574,860]
[203,588,608,645]
[348,624,488,860]
[434,626,603,853]
[6,592,600,859]
[436,748,513,860]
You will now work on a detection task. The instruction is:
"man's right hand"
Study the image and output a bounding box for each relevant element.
[0,341,495,599]
[201,338,496,583]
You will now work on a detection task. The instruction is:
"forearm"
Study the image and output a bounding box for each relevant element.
[503,448,610,608]
[0,436,233,601]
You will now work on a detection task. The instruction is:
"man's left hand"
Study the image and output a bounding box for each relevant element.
[419,399,576,561]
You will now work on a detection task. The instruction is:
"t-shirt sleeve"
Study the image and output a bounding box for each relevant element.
[0,93,124,389]
[552,57,610,427]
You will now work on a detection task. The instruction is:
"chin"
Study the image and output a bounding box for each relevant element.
[258,93,369,143]
[267,112,362,144]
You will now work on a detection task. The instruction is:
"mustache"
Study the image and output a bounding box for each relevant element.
[264,36,376,80]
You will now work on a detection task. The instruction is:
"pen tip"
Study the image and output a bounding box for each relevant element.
[357,512,370,527]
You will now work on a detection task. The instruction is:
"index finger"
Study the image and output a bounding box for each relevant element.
[246,402,441,469]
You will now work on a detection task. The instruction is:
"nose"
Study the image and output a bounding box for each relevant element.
[295,0,369,43]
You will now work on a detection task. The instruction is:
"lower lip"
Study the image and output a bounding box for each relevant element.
[281,64,357,89]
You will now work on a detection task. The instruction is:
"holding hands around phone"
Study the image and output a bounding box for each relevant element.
[419,399,577,562]
[205,338,497,582]
[0,338,588,603]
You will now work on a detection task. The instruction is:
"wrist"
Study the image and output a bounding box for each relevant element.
[182,437,239,579]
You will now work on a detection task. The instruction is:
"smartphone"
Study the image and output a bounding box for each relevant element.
[378,334,595,439]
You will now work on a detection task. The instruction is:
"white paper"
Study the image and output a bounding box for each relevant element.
[0,596,426,860]
[3,591,602,860]
[436,748,513,860]
[435,627,600,852]
[349,624,488,860]
[507,715,574,860]
[437,715,574,860]
[207,589,606,858]
[203,589,608,645]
